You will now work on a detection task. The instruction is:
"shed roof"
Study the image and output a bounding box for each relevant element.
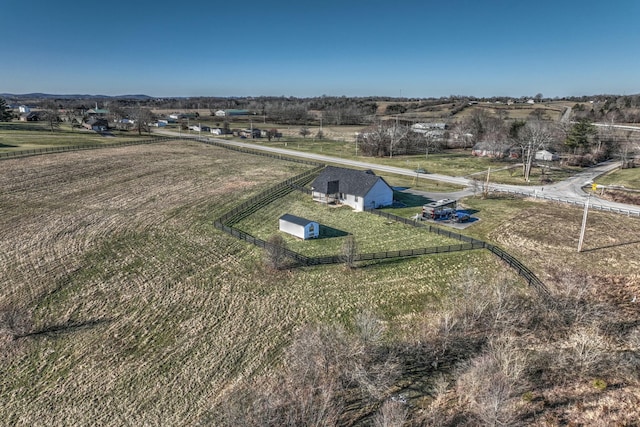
[279,214,317,227]
[310,166,390,197]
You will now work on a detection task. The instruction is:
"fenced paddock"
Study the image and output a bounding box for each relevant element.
[0,137,172,160]
[214,171,549,297]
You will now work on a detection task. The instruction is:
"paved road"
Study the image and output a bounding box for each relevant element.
[156,130,640,215]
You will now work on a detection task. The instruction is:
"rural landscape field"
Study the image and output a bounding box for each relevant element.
[1,128,639,425]
[5,0,640,424]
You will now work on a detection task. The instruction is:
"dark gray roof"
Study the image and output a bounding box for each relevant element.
[310,166,390,197]
[279,214,317,227]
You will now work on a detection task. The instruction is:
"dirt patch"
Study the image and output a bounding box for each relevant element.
[598,189,640,206]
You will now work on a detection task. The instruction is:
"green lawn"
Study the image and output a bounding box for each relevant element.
[596,167,640,189]
[0,121,156,152]
[231,136,585,186]
[233,191,464,257]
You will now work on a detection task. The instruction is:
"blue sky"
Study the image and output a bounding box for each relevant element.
[2,0,639,98]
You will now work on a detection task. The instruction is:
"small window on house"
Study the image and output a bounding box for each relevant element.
[355,196,359,202]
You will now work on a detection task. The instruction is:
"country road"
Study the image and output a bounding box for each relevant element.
[156,129,640,216]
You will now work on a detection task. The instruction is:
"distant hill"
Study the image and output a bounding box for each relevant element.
[0,93,154,100]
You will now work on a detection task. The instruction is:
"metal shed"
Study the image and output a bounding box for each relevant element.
[279,214,319,240]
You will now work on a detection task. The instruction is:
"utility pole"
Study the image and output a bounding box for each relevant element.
[484,167,491,198]
[577,194,590,252]
[390,114,399,158]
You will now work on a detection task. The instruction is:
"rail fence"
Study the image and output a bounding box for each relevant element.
[492,188,640,217]
[0,137,171,160]
[213,165,550,297]
[194,136,324,167]
[367,208,550,296]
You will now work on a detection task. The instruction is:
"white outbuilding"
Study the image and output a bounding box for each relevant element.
[279,214,319,240]
[535,150,559,161]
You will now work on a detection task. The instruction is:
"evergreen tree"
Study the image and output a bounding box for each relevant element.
[565,118,597,153]
[0,99,13,121]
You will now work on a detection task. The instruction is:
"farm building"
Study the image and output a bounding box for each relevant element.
[471,141,514,158]
[535,150,559,161]
[19,112,40,122]
[83,117,108,132]
[310,166,393,211]
[279,214,319,240]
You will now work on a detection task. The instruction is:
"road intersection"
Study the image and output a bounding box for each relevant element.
[157,129,640,216]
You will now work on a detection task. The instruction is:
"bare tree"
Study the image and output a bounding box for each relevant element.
[264,234,288,270]
[130,106,154,135]
[373,400,408,427]
[618,131,639,168]
[299,126,310,139]
[456,334,527,426]
[354,310,384,345]
[516,120,554,182]
[342,234,358,269]
[41,101,61,132]
[358,120,410,157]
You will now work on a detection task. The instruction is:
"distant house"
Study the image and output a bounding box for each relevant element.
[87,108,109,116]
[535,150,559,161]
[84,117,108,131]
[19,112,40,121]
[210,128,224,135]
[279,214,319,240]
[18,105,30,113]
[310,166,393,211]
[214,110,226,117]
[471,141,512,158]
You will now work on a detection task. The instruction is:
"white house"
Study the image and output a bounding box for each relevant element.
[18,105,30,113]
[535,150,559,161]
[279,214,319,240]
[214,110,226,117]
[310,166,394,211]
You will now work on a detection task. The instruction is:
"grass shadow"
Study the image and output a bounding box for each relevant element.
[18,317,113,339]
[319,225,349,239]
[392,191,432,208]
[580,240,640,253]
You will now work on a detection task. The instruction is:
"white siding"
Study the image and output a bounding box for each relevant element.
[279,220,305,239]
[363,180,393,209]
[279,219,319,240]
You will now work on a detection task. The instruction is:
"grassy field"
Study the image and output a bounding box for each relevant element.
[596,166,640,189]
[2,138,639,425]
[1,140,509,425]
[226,136,582,186]
[0,122,150,151]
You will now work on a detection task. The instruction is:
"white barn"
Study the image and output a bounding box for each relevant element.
[535,150,559,161]
[279,214,319,240]
[310,166,393,211]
